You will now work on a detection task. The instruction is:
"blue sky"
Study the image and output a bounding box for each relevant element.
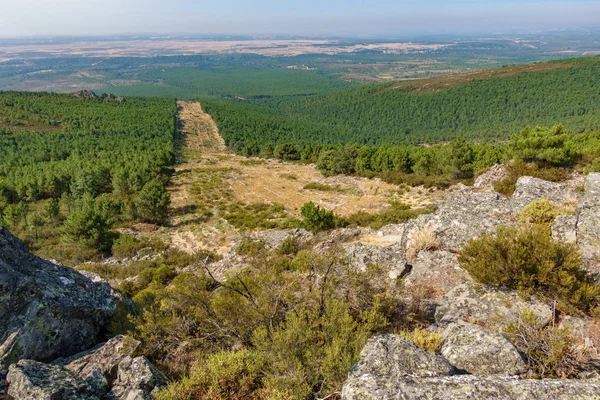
[1,0,599,37]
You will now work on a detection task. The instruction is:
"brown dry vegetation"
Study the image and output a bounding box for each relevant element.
[382,60,575,94]
[166,101,439,254]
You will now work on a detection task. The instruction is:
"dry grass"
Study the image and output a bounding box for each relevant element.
[406,227,441,261]
[166,101,440,255]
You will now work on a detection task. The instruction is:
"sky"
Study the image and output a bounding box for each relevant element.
[0,0,599,38]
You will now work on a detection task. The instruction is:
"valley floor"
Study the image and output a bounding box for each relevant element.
[164,101,441,254]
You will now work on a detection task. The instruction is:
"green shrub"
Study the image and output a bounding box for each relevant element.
[503,310,580,378]
[399,328,442,353]
[222,202,299,230]
[459,225,600,313]
[510,125,577,166]
[300,201,335,233]
[133,246,401,399]
[277,236,299,256]
[236,239,266,257]
[494,161,570,196]
[112,234,147,259]
[156,349,267,400]
[519,199,564,235]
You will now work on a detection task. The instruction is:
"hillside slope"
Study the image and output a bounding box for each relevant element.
[203,56,600,148]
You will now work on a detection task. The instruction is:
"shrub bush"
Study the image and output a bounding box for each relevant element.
[300,201,335,233]
[459,225,600,313]
[406,227,441,261]
[400,328,442,353]
[519,199,563,236]
[112,234,147,259]
[503,310,581,378]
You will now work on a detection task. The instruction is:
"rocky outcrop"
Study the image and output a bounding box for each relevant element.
[7,360,99,400]
[404,250,471,292]
[0,227,121,367]
[434,283,553,328]
[249,228,313,249]
[344,335,454,398]
[436,321,526,376]
[552,213,578,243]
[344,242,408,279]
[54,335,142,396]
[576,173,600,272]
[110,356,167,400]
[473,164,508,190]
[342,333,600,400]
[343,374,600,400]
[5,337,166,400]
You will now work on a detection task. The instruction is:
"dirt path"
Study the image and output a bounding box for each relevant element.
[166,101,440,254]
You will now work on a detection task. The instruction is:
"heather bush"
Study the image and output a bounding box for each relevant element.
[459,225,600,313]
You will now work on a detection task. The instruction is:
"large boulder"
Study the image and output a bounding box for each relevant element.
[343,374,600,400]
[54,335,142,396]
[434,283,553,328]
[342,333,600,400]
[342,335,453,399]
[0,227,122,367]
[576,173,600,272]
[7,360,99,400]
[437,321,526,376]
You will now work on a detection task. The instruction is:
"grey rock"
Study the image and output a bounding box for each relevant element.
[0,227,122,368]
[342,374,600,400]
[576,173,600,272]
[343,332,600,400]
[344,242,408,277]
[434,283,553,328]
[54,335,142,396]
[110,357,167,400]
[512,176,577,206]
[552,214,578,243]
[438,321,526,376]
[345,335,454,387]
[404,250,471,292]
[7,360,99,400]
[474,164,508,190]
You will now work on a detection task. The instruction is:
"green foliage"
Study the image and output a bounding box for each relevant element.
[222,203,299,230]
[156,349,267,400]
[0,91,176,260]
[136,179,170,224]
[510,125,577,165]
[60,194,114,251]
[519,200,560,232]
[459,225,600,313]
[111,234,147,259]
[204,56,600,148]
[494,160,570,196]
[133,246,405,399]
[277,236,299,256]
[399,328,442,353]
[300,202,335,233]
[504,310,580,378]
[236,239,266,257]
[341,202,435,231]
